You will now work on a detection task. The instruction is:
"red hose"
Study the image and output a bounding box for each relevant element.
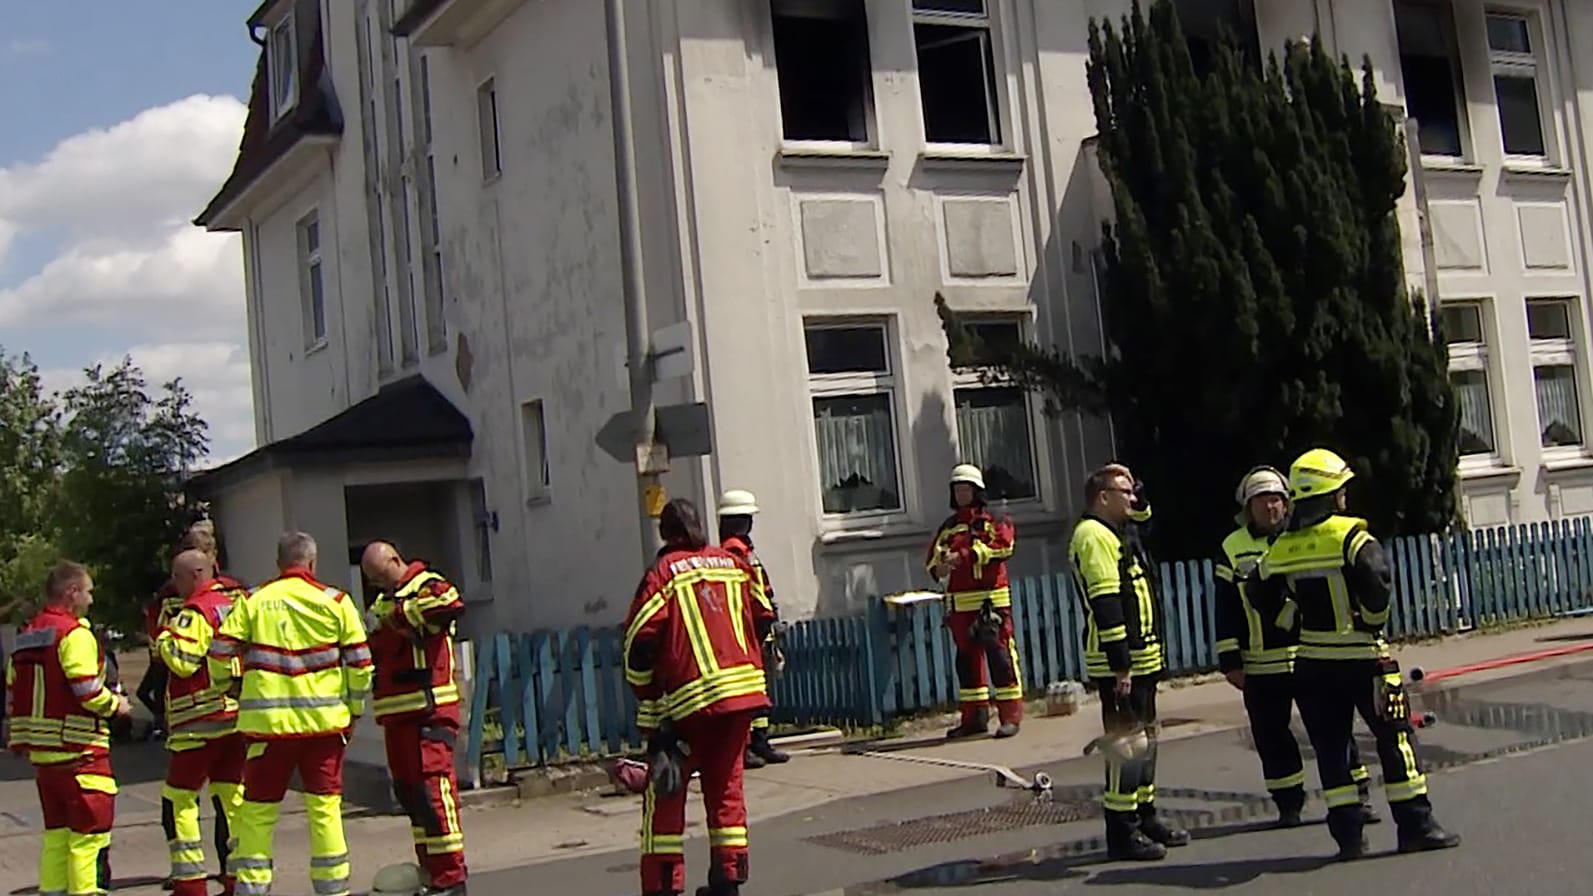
[1412,641,1593,685]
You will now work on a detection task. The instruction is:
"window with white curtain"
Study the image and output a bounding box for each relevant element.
[805,322,904,516]
[1527,299,1583,449]
[952,320,1037,501]
[1441,302,1498,457]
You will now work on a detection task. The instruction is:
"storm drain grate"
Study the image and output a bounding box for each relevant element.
[802,799,1101,856]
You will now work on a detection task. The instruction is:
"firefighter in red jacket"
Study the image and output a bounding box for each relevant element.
[156,549,248,896]
[360,542,468,896]
[6,560,133,896]
[625,499,771,896]
[715,489,789,769]
[926,464,1022,739]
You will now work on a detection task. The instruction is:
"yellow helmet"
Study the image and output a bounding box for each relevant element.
[1288,448,1355,500]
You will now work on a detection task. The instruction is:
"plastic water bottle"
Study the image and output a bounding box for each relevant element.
[1047,681,1083,716]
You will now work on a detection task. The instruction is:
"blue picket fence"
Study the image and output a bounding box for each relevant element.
[464,517,1593,776]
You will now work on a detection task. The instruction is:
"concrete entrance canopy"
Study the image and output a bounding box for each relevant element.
[185,375,475,594]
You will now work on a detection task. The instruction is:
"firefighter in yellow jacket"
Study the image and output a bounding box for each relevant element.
[156,549,248,896]
[5,561,132,896]
[209,532,373,896]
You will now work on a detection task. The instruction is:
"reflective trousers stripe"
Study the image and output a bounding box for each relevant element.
[230,792,350,896]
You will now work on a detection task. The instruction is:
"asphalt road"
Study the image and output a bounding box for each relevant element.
[473,659,1593,896]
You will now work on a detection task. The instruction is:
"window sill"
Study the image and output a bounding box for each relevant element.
[525,492,552,509]
[1458,462,1520,483]
[305,339,329,357]
[482,171,503,188]
[1501,164,1573,183]
[917,150,1027,174]
[777,146,891,170]
[1542,454,1593,475]
[1420,159,1485,177]
[818,519,922,547]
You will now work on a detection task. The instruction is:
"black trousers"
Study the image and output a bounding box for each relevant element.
[1243,672,1371,812]
[1295,659,1433,845]
[1093,674,1161,829]
[137,660,168,722]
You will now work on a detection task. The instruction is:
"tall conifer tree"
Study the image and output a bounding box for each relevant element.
[940,0,1459,556]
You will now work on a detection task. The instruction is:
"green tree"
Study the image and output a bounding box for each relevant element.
[0,351,61,613]
[939,0,1459,558]
[51,358,209,635]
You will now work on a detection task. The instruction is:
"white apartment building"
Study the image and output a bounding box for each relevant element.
[193,0,1593,636]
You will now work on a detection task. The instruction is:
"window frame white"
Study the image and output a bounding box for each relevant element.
[1526,297,1585,456]
[520,398,551,505]
[267,11,298,123]
[803,318,909,524]
[1484,9,1552,163]
[297,209,328,350]
[949,316,1040,504]
[477,76,502,181]
[1391,0,1473,162]
[909,0,1007,152]
[1441,300,1502,465]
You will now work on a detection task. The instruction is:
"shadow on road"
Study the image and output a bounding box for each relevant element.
[1083,853,1332,888]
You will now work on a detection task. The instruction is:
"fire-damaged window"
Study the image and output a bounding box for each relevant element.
[770,0,875,144]
[911,0,1002,145]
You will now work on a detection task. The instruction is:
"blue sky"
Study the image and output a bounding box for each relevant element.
[0,3,264,463]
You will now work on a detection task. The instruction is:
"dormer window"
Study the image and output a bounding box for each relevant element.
[268,12,298,121]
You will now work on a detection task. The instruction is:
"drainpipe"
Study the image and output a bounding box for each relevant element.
[605,0,664,562]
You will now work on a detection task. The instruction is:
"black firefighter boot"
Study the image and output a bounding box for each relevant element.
[1392,797,1462,854]
[748,726,790,766]
[1327,805,1369,861]
[1357,780,1383,826]
[1274,786,1306,829]
[1105,812,1166,862]
[946,706,990,740]
[1137,804,1191,848]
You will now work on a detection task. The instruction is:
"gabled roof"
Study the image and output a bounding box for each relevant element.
[187,376,474,495]
[392,0,449,36]
[194,0,343,230]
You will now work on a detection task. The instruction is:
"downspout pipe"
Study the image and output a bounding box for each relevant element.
[605,0,664,564]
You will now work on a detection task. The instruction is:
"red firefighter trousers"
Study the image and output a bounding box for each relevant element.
[36,753,117,896]
[383,717,467,889]
[947,607,1024,727]
[640,710,754,895]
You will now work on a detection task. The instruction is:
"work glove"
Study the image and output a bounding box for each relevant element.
[647,727,687,796]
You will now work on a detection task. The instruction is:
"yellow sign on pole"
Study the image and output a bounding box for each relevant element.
[644,482,668,517]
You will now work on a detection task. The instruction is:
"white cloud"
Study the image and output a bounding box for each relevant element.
[40,342,256,464]
[4,39,51,59]
[0,94,255,461]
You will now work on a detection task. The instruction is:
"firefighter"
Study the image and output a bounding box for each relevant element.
[1068,463,1188,861]
[360,541,469,896]
[1214,466,1379,828]
[5,560,133,896]
[624,498,771,896]
[925,464,1022,739]
[715,489,789,769]
[156,549,247,896]
[210,532,373,896]
[1252,448,1460,860]
[141,523,234,742]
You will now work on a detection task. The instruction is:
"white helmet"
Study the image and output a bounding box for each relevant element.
[950,464,986,490]
[1234,465,1288,505]
[717,489,759,517]
[371,863,426,896]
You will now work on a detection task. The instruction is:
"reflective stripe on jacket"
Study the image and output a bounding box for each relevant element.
[1213,526,1296,675]
[159,578,245,738]
[209,568,373,737]
[5,607,118,761]
[1258,515,1388,661]
[1069,515,1164,678]
[720,535,778,640]
[368,563,465,724]
[624,546,772,730]
[926,508,1016,612]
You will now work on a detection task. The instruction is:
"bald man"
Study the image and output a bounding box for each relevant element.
[155,550,247,896]
[361,543,469,896]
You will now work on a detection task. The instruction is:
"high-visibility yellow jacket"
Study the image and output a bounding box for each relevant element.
[1256,514,1392,662]
[5,606,123,764]
[209,568,373,737]
[158,577,247,740]
[1068,515,1164,679]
